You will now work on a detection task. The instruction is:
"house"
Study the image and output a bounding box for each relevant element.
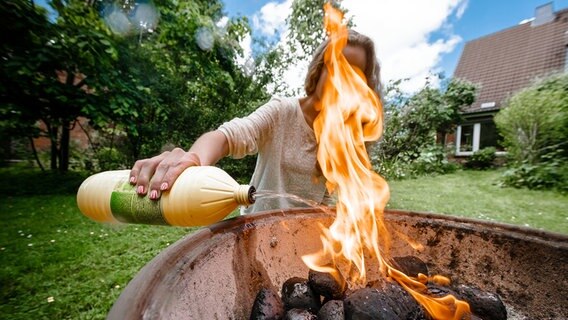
[452,2,568,156]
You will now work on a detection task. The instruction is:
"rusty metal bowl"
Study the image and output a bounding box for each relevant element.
[107,209,568,319]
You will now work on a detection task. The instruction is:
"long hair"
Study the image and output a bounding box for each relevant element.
[304,30,382,102]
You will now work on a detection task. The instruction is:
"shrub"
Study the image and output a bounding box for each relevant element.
[466,147,496,170]
[217,155,257,184]
[94,147,129,171]
[372,145,459,180]
[371,77,475,180]
[499,149,567,192]
[495,74,568,190]
[495,74,568,164]
[411,145,460,176]
[373,155,411,180]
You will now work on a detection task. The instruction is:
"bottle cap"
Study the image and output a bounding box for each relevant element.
[235,185,256,206]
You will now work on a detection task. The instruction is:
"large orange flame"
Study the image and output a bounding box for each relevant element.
[302,3,471,319]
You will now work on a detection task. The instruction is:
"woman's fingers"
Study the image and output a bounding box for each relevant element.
[130,153,167,195]
[148,162,168,200]
[148,150,201,199]
[131,149,201,200]
[159,152,201,193]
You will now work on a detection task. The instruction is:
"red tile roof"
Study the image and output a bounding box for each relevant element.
[454,7,568,114]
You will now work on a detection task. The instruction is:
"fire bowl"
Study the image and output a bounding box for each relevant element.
[107,209,568,319]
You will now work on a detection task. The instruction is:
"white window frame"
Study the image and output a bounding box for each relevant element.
[456,123,480,156]
[456,123,507,156]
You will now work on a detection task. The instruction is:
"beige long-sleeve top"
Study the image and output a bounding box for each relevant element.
[218,97,328,214]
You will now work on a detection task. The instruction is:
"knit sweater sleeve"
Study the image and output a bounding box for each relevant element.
[217,97,283,159]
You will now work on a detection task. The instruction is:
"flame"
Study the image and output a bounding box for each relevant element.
[301,3,471,319]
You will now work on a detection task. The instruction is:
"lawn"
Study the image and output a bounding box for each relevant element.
[0,168,196,319]
[0,168,566,319]
[387,169,568,234]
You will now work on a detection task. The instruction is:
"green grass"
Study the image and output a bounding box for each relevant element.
[0,167,566,319]
[0,168,196,319]
[387,169,568,234]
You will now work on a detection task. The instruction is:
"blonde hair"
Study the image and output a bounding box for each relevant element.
[304,30,382,101]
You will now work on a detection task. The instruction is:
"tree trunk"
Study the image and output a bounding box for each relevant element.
[47,122,59,171]
[28,136,45,172]
[59,122,70,172]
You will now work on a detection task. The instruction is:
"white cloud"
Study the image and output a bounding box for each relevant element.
[216,16,229,28]
[343,0,466,92]
[252,0,292,37]
[456,0,469,19]
[249,0,467,94]
[236,32,254,75]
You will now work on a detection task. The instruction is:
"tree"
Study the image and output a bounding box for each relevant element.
[496,74,568,164]
[84,0,273,180]
[255,0,351,96]
[0,0,126,172]
[371,76,477,179]
[1,0,267,175]
[287,0,351,61]
[2,0,347,179]
[287,0,327,62]
[377,76,477,161]
[0,0,51,168]
[495,73,568,190]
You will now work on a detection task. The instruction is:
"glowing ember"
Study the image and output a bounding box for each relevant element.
[302,3,471,319]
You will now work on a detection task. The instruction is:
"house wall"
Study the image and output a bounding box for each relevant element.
[33,117,91,152]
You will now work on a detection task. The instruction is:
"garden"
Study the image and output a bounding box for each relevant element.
[1,0,567,319]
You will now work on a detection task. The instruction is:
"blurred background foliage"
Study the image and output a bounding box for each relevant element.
[1,0,565,191]
[1,0,273,182]
[495,74,568,191]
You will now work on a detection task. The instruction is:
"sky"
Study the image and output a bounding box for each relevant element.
[223,0,568,93]
[35,0,568,93]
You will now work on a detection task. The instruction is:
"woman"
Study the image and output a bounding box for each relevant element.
[129,30,382,213]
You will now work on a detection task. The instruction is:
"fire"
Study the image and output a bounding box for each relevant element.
[301,3,471,319]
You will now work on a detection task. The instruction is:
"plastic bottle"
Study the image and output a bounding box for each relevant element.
[76,166,255,227]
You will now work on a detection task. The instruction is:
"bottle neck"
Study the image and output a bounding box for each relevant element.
[234,185,256,206]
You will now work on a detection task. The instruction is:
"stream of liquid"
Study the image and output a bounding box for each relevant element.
[252,190,334,215]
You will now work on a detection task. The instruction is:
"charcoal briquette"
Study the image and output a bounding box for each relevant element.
[308,269,345,300]
[281,277,321,313]
[284,308,317,320]
[250,287,285,320]
[318,300,344,320]
[455,284,507,320]
[391,256,429,277]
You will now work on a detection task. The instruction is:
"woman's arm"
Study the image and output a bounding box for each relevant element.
[129,130,228,200]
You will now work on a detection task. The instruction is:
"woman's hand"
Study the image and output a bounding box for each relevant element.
[129,148,201,200]
[129,130,229,200]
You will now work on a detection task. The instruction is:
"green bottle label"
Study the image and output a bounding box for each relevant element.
[110,181,168,225]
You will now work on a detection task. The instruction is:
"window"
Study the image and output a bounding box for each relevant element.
[458,124,474,152]
[456,119,505,155]
[479,121,504,151]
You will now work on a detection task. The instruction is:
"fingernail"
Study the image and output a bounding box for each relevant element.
[137,185,144,194]
[149,190,158,200]
[160,182,168,191]
[130,176,136,184]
